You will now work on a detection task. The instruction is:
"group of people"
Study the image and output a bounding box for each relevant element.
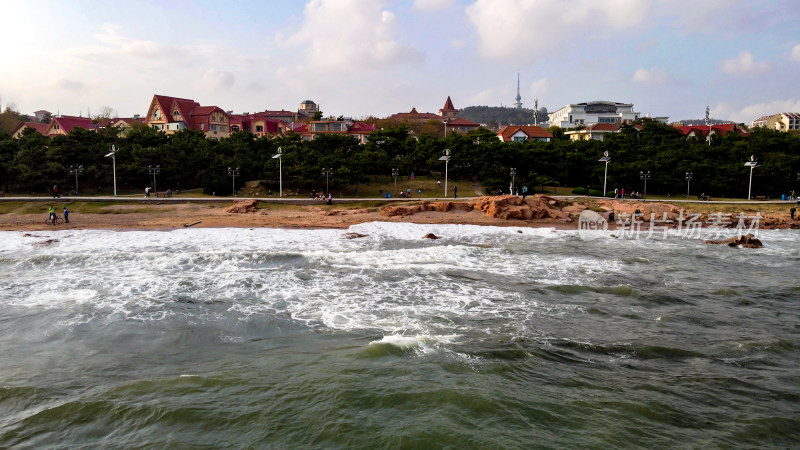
[612,188,644,199]
[47,205,69,224]
[310,190,332,204]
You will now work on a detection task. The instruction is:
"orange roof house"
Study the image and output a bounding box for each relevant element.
[497,125,552,142]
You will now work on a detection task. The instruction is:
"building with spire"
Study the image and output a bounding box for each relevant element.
[439,96,459,120]
[514,71,523,109]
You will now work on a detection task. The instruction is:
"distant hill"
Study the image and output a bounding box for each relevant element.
[459,106,547,128]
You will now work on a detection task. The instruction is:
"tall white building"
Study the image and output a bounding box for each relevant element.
[548,101,640,128]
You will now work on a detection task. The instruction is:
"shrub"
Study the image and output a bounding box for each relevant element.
[571,187,587,195]
[587,189,603,197]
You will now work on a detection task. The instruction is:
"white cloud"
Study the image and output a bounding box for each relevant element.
[465,0,650,61]
[712,98,800,123]
[287,0,424,72]
[631,67,669,85]
[791,44,800,63]
[200,69,235,90]
[413,0,454,11]
[721,51,770,75]
[529,78,548,96]
[50,78,84,91]
[451,39,465,49]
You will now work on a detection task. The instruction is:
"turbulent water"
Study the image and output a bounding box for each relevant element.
[1,223,798,448]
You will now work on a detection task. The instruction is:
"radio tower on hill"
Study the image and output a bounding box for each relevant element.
[514,70,523,109]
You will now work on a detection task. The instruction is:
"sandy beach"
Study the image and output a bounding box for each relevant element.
[1,195,796,232]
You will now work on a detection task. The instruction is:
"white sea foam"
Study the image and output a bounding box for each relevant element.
[2,226,799,341]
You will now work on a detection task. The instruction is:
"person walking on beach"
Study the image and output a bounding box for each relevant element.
[791,206,796,220]
[454,186,458,199]
[620,188,625,199]
[63,206,69,223]
[522,185,528,199]
[48,205,56,225]
[145,187,151,198]
[53,185,60,198]
[326,193,332,205]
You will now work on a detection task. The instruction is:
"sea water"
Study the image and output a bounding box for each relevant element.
[0,224,798,448]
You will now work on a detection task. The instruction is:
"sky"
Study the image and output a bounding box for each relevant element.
[1,0,799,124]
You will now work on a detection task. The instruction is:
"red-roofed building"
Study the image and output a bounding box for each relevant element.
[295,120,376,144]
[676,123,746,138]
[445,117,480,134]
[46,115,95,136]
[228,112,282,137]
[95,117,145,135]
[439,96,458,120]
[751,113,800,134]
[144,95,230,137]
[497,125,552,142]
[12,121,51,138]
[389,107,443,122]
[565,123,620,141]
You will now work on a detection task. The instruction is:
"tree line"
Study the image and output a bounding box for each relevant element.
[0,120,798,198]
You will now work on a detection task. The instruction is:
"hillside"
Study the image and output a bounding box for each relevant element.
[459,106,547,128]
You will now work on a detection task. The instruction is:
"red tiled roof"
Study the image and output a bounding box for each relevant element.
[441,96,456,111]
[348,122,376,133]
[51,115,95,134]
[588,123,619,131]
[782,112,800,119]
[289,123,308,133]
[497,125,552,141]
[445,117,479,127]
[389,108,443,121]
[678,123,737,136]
[15,121,50,135]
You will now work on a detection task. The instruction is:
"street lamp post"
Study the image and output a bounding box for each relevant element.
[745,155,758,200]
[438,149,451,197]
[105,145,117,196]
[148,165,160,197]
[69,164,84,195]
[322,168,332,196]
[228,167,240,197]
[599,151,610,196]
[640,170,651,199]
[685,172,692,199]
[510,168,517,195]
[272,147,283,197]
[392,168,399,197]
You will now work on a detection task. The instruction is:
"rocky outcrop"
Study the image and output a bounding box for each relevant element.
[704,234,763,248]
[224,199,259,213]
[423,233,439,239]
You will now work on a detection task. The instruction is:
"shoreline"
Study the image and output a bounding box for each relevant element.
[1,195,797,232]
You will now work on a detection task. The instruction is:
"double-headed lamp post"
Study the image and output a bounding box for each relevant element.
[322,167,332,195]
[438,148,451,197]
[228,167,240,197]
[685,172,693,199]
[148,165,160,197]
[599,151,610,196]
[105,145,117,196]
[272,147,283,197]
[510,168,517,195]
[745,155,758,200]
[640,170,651,199]
[391,168,399,197]
[69,164,84,195]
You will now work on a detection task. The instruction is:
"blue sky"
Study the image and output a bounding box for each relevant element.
[1,0,799,124]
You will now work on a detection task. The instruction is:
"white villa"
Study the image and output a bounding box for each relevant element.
[548,101,640,128]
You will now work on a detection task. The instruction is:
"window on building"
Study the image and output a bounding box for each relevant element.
[256,125,264,133]
[513,136,526,142]
[329,123,343,131]
[231,125,240,132]
[200,123,204,130]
